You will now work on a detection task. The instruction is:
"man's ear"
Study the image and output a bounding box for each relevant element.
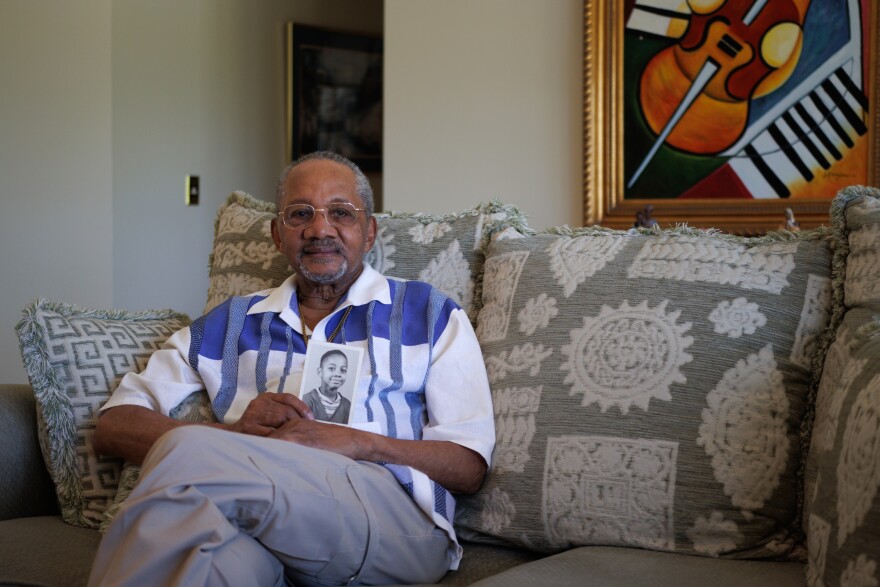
[271,217,283,252]
[363,216,378,253]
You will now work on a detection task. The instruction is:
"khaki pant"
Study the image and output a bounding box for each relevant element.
[88,426,452,586]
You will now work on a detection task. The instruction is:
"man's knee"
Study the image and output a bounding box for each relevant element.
[143,425,227,472]
[208,532,285,587]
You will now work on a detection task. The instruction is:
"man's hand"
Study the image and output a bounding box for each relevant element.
[95,394,314,465]
[231,392,314,436]
[268,418,488,494]
[97,397,487,494]
[268,417,363,457]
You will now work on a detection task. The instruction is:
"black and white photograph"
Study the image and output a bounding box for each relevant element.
[298,341,364,425]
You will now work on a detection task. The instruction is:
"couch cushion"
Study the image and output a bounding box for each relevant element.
[433,543,543,586]
[15,300,190,529]
[204,191,529,316]
[0,384,58,520]
[456,225,833,559]
[804,186,880,587]
[0,516,100,586]
[469,546,805,587]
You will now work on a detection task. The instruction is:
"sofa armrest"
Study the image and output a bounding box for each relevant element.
[0,383,58,520]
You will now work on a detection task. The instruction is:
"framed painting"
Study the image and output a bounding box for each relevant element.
[584,0,879,233]
[286,23,383,172]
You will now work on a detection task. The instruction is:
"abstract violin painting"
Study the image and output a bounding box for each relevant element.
[584,0,879,233]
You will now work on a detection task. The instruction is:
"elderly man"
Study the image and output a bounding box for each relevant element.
[88,152,495,586]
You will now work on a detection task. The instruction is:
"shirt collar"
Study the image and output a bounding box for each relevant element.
[246,263,392,328]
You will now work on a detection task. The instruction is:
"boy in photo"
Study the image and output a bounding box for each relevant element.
[302,349,351,423]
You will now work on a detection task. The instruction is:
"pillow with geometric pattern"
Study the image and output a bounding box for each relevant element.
[456,225,834,560]
[204,191,530,318]
[16,299,190,529]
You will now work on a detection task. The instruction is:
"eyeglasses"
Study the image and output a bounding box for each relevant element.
[278,203,365,228]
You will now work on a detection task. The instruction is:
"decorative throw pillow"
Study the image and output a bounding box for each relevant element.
[804,185,880,586]
[205,191,530,316]
[805,317,880,587]
[205,192,291,313]
[16,300,190,529]
[365,205,529,317]
[456,225,834,560]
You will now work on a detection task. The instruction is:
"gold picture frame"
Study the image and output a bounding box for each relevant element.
[584,1,880,233]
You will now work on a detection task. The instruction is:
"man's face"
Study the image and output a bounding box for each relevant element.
[271,159,376,287]
[318,354,348,391]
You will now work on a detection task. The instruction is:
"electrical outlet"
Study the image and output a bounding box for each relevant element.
[186,175,200,206]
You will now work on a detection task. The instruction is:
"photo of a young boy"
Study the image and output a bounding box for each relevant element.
[301,348,352,424]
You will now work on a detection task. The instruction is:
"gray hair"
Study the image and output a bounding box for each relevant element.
[275,151,374,217]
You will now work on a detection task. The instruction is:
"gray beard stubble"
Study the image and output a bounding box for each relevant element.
[297,254,348,284]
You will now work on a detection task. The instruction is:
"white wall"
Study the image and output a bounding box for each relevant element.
[0,0,114,383]
[384,0,583,230]
[1,0,382,384]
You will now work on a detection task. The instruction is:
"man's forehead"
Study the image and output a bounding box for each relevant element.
[286,160,356,192]
[283,159,363,207]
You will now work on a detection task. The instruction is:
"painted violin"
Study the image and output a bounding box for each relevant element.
[629,0,810,188]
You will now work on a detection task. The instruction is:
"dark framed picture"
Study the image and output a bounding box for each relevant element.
[584,1,879,233]
[286,23,383,172]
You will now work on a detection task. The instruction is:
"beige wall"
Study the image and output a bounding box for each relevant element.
[111,0,383,318]
[384,0,583,230]
[0,0,114,383]
[1,0,583,383]
[0,0,382,383]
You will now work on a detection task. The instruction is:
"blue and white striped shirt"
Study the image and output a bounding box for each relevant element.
[103,265,495,568]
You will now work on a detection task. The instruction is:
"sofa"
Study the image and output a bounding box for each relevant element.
[2,187,879,587]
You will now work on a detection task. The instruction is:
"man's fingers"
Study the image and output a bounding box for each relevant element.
[231,421,276,437]
[265,392,315,420]
[241,392,314,424]
[249,424,277,436]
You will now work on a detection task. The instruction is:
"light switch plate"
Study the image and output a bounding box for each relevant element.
[186,175,200,206]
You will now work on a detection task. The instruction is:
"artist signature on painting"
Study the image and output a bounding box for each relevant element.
[823,172,855,180]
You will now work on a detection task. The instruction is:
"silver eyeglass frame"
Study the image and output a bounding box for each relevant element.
[277,203,366,228]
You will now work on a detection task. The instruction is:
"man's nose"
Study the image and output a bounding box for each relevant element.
[304,209,337,237]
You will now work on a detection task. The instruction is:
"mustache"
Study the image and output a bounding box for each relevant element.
[301,238,343,253]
